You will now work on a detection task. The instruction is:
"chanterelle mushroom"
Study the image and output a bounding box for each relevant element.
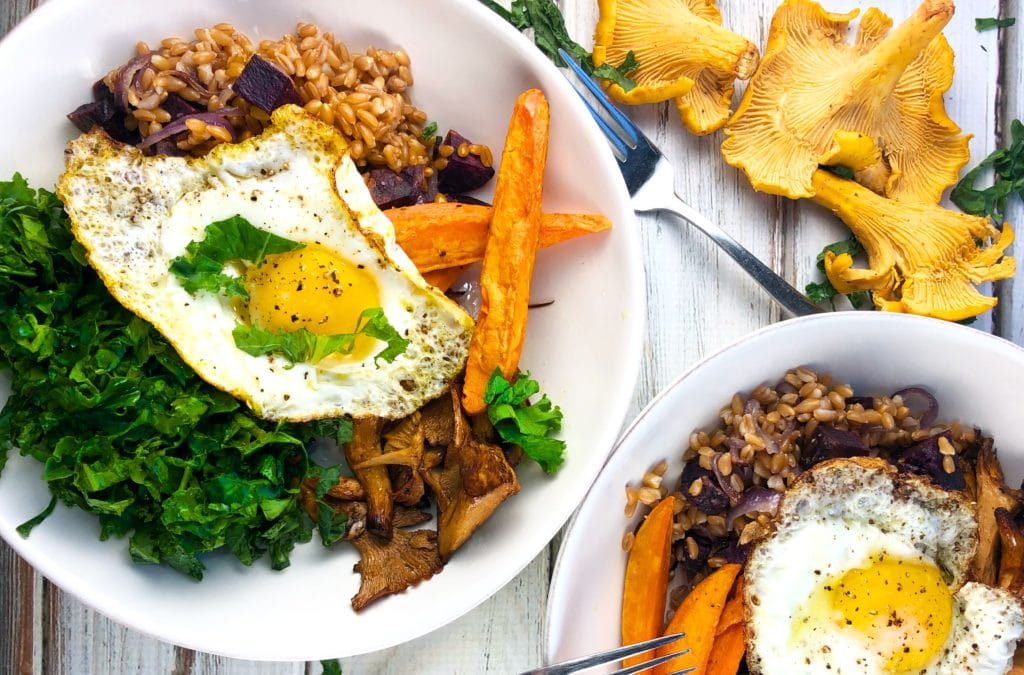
[424,437,521,561]
[811,170,1015,321]
[722,0,968,202]
[593,0,759,134]
[972,446,1023,585]
[351,529,443,611]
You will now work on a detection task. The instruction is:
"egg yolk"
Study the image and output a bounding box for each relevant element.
[793,553,953,672]
[245,243,381,362]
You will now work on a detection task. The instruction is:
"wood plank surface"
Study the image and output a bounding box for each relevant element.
[0,0,1018,673]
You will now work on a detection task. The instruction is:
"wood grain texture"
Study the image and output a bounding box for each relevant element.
[0,0,1018,673]
[996,0,1023,343]
[0,540,41,675]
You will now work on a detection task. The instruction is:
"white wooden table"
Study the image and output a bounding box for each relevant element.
[1,0,1022,672]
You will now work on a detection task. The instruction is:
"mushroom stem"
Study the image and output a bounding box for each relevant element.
[811,171,897,293]
[846,0,953,97]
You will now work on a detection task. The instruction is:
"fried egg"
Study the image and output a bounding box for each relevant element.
[745,457,1024,674]
[57,106,473,421]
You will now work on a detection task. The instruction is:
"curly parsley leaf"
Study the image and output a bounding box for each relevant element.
[976,17,1015,31]
[480,0,638,92]
[170,215,304,298]
[951,119,1024,223]
[484,369,565,474]
[0,177,352,579]
[232,308,408,365]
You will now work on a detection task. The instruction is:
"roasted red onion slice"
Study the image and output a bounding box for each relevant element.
[137,108,242,150]
[892,386,939,427]
[726,487,781,530]
[112,54,152,111]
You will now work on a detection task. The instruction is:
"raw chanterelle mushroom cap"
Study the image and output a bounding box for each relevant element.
[812,170,1015,322]
[593,0,759,134]
[722,0,969,202]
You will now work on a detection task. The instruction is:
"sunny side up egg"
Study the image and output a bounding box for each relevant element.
[744,457,1024,675]
[57,105,474,421]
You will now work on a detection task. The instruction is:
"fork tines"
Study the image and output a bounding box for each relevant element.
[524,632,693,675]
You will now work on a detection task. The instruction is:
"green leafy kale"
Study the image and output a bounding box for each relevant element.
[976,17,1015,31]
[0,175,352,579]
[421,120,439,141]
[804,237,870,310]
[484,369,565,474]
[951,119,1024,223]
[479,0,639,92]
[170,215,304,298]
[232,308,409,365]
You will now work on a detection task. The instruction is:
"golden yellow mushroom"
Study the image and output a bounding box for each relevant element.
[593,0,759,134]
[722,0,969,202]
[811,170,1015,322]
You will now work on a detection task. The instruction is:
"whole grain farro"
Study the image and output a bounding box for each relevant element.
[109,22,434,168]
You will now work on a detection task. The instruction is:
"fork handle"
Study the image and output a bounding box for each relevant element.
[641,196,822,317]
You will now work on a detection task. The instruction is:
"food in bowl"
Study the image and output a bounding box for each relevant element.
[0,21,611,611]
[620,367,1024,673]
[746,458,1023,673]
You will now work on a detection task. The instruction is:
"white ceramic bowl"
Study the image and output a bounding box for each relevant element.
[0,0,644,660]
[545,312,1024,667]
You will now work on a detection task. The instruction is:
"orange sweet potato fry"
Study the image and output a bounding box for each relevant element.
[386,203,611,273]
[716,577,745,636]
[705,624,746,675]
[621,496,676,667]
[653,563,742,675]
[422,265,468,292]
[461,89,550,414]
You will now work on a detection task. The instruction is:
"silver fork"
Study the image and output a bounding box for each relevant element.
[522,632,695,675]
[558,49,821,317]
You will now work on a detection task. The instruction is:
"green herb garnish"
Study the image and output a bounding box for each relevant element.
[804,237,870,309]
[484,369,565,474]
[479,0,639,92]
[0,174,351,578]
[421,120,438,141]
[170,215,304,298]
[951,119,1024,223]
[175,216,408,365]
[976,17,1015,31]
[232,308,409,365]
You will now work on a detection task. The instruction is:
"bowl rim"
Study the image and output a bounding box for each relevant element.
[542,311,1024,663]
[0,0,647,660]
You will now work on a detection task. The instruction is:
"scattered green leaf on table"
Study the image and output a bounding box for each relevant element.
[976,17,1015,31]
[951,119,1024,223]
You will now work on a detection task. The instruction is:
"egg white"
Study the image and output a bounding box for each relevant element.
[744,457,1024,675]
[57,105,474,421]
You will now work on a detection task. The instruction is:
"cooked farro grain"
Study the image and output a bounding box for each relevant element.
[107,22,466,170]
[625,366,994,608]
